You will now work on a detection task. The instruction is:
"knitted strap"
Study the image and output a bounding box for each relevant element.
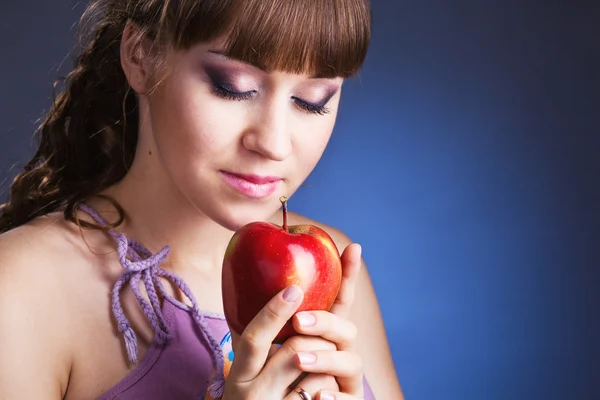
[77,204,226,399]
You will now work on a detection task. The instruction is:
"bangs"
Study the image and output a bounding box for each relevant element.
[169,0,371,78]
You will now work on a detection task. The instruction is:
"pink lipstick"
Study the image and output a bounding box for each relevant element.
[220,171,281,199]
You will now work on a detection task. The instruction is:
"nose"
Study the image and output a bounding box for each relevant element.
[242,99,293,162]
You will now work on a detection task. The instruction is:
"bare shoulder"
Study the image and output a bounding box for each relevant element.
[270,210,405,399]
[0,212,117,323]
[1,213,77,274]
[0,214,97,398]
[0,213,100,292]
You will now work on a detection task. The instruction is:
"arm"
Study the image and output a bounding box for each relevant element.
[280,212,405,399]
[328,231,404,400]
[351,260,404,400]
[0,232,72,399]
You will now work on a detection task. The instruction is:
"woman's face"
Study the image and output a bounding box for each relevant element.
[139,38,344,230]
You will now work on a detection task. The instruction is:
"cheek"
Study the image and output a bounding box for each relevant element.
[293,115,337,169]
[148,80,238,168]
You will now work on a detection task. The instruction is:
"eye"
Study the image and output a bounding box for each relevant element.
[212,82,256,101]
[292,97,331,116]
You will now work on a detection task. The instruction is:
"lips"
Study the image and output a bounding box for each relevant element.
[227,172,282,185]
[220,171,282,199]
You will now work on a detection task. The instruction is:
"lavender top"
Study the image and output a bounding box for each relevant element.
[79,205,375,400]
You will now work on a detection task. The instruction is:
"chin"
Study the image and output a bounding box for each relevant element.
[205,197,281,232]
[214,211,270,233]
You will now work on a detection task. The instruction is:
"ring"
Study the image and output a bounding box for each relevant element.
[294,387,312,400]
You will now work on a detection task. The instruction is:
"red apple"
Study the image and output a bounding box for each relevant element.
[221,196,343,343]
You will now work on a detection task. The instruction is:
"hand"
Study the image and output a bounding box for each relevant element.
[222,243,365,400]
[287,243,365,400]
[223,285,338,399]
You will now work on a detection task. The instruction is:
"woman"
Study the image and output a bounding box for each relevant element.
[0,0,403,399]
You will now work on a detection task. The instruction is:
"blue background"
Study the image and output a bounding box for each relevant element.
[1,1,599,399]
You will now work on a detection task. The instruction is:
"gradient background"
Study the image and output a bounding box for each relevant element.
[1,1,599,399]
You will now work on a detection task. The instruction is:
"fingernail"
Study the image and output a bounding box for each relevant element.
[297,352,316,364]
[320,391,335,400]
[296,312,316,327]
[283,285,302,302]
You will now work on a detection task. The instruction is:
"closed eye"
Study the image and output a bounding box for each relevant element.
[211,83,332,116]
[212,83,256,101]
[292,97,331,115]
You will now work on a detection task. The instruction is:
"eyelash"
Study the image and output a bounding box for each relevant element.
[211,84,331,116]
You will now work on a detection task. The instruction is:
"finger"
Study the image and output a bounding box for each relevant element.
[318,391,364,400]
[292,310,358,351]
[282,373,339,400]
[262,334,337,390]
[230,330,281,357]
[229,333,283,380]
[267,343,281,360]
[294,350,364,397]
[294,350,362,378]
[329,243,362,318]
[228,285,304,383]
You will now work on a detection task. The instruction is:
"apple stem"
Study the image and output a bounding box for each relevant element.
[280,196,288,232]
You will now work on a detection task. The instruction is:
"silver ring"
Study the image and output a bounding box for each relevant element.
[294,387,312,400]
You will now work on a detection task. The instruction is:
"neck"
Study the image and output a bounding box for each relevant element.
[95,158,235,275]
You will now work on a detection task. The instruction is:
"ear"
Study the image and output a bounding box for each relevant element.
[120,21,153,94]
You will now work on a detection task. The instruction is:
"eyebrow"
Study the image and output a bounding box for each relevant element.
[207,50,329,80]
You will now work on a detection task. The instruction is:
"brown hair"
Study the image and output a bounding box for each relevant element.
[0,0,371,233]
